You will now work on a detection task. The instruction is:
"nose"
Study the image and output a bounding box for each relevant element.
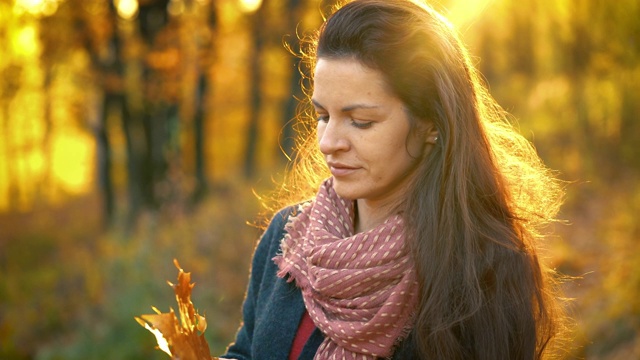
[318,118,350,155]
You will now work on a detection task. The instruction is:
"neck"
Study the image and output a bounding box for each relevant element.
[354,198,398,233]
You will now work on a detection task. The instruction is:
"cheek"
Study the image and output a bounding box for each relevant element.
[366,139,405,172]
[405,134,426,159]
[315,124,325,143]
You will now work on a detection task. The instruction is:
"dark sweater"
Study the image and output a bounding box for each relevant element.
[222,207,416,360]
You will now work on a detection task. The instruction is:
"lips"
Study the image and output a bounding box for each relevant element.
[327,161,359,177]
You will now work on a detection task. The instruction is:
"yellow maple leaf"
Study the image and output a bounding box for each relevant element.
[136,259,218,360]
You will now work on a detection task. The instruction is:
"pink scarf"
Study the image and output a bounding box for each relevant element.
[273,178,418,360]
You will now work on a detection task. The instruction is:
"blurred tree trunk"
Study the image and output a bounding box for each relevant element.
[620,75,640,171]
[244,1,267,179]
[508,0,535,75]
[120,93,148,228]
[137,0,172,212]
[0,103,10,208]
[192,1,219,202]
[111,0,149,228]
[40,68,54,208]
[192,73,209,202]
[565,0,593,174]
[181,0,217,205]
[1,65,23,210]
[79,1,136,228]
[0,108,10,208]
[96,93,115,227]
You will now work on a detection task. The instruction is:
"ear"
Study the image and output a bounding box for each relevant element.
[423,123,439,145]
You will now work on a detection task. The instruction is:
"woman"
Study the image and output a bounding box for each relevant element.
[223,0,569,359]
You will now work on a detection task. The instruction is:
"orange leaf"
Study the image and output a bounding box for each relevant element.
[136,259,217,360]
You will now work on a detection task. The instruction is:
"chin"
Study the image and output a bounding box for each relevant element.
[330,182,358,200]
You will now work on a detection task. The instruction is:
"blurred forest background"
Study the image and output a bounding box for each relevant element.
[0,0,638,358]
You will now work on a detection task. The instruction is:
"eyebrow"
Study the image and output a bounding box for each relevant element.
[311,99,380,112]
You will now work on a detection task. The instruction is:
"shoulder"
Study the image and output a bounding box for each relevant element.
[263,205,298,237]
[269,205,298,231]
[253,205,300,258]
[391,331,417,359]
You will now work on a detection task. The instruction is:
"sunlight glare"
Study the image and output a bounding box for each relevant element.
[115,0,139,20]
[142,322,172,356]
[52,131,95,195]
[13,24,40,57]
[446,0,493,29]
[239,0,262,13]
[14,0,60,16]
[15,0,45,8]
[168,0,185,16]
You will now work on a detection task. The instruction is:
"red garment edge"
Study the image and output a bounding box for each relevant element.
[288,310,316,360]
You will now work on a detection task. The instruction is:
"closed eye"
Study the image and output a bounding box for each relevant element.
[351,119,373,129]
[317,114,329,123]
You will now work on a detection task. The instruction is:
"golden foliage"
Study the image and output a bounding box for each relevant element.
[136,259,217,360]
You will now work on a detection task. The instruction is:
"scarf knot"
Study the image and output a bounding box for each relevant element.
[273,178,418,360]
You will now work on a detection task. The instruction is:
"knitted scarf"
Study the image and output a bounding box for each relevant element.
[273,178,418,360]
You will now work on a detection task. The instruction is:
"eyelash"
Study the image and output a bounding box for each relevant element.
[317,114,329,123]
[351,120,373,129]
[316,115,373,129]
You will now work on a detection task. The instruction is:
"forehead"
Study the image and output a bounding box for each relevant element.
[314,58,383,84]
[312,58,396,105]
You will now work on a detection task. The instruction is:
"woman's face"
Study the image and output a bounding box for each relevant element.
[313,58,433,208]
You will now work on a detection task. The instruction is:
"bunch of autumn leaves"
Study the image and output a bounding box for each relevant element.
[136,260,218,360]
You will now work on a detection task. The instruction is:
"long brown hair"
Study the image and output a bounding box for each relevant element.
[274,0,570,358]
